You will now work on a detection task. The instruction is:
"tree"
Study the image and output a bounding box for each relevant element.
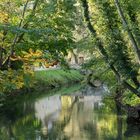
[80,0,140,96]
[92,0,139,88]
[0,0,77,93]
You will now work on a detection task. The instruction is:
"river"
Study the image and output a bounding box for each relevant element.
[0,84,140,140]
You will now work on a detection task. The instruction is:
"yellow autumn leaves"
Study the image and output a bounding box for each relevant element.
[0,49,43,93]
[10,48,58,69]
[10,49,43,61]
[0,69,24,93]
[0,68,36,93]
[0,11,9,23]
[0,47,59,93]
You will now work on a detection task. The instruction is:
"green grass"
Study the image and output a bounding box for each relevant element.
[34,69,84,88]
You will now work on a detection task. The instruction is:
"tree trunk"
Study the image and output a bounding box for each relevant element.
[70,49,78,64]
[0,30,8,69]
[8,0,39,68]
[116,101,123,140]
[114,0,140,63]
[8,0,29,68]
[0,47,2,68]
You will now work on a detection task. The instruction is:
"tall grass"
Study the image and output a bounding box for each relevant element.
[34,69,84,87]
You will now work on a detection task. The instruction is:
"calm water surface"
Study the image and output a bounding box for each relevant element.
[0,85,140,140]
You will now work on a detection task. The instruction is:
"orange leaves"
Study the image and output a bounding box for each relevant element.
[10,49,59,70]
[10,49,43,63]
[10,55,22,61]
[21,49,43,61]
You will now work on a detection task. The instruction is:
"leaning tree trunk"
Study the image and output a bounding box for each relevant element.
[8,0,29,68]
[114,0,140,63]
[81,0,140,97]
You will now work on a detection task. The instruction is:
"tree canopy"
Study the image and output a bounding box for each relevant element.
[0,0,140,96]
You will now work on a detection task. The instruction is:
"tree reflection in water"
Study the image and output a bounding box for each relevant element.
[0,85,140,140]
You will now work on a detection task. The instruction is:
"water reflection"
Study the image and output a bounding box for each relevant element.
[0,85,140,140]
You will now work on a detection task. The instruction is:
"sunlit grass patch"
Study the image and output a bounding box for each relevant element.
[34,69,84,87]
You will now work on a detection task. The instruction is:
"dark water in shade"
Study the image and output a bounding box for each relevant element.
[0,85,140,140]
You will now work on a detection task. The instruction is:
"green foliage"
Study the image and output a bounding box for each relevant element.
[0,0,140,99]
[122,90,140,106]
[82,56,105,70]
[90,0,138,80]
[0,0,77,69]
[82,56,118,93]
[0,0,79,94]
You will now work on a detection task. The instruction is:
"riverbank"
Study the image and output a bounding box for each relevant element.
[34,69,84,89]
[0,69,84,97]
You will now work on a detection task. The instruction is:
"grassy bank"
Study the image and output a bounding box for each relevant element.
[0,69,83,96]
[34,69,84,88]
